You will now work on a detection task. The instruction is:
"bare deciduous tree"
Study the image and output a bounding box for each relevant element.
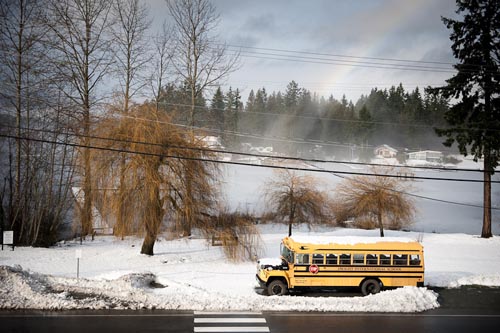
[166,0,239,236]
[0,0,76,246]
[111,0,151,238]
[48,0,114,237]
[149,22,173,113]
[166,0,239,126]
[0,0,45,226]
[112,0,151,112]
[263,170,332,236]
[90,103,220,255]
[334,168,416,237]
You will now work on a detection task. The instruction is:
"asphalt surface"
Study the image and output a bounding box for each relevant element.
[1,286,499,332]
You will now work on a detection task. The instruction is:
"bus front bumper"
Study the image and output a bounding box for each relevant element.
[256,274,267,288]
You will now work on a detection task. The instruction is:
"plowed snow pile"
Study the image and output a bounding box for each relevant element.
[0,265,439,312]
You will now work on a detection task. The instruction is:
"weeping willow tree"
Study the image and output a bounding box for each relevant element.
[263,170,332,236]
[90,103,219,255]
[334,168,416,237]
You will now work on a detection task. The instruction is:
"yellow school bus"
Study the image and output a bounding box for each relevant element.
[256,236,424,296]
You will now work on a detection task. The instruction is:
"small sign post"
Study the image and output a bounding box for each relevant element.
[2,231,14,251]
[75,249,82,280]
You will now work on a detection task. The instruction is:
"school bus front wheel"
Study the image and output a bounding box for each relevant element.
[267,279,289,296]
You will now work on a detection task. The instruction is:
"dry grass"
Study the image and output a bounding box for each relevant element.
[201,209,262,262]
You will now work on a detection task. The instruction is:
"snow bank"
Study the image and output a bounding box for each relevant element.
[0,265,439,312]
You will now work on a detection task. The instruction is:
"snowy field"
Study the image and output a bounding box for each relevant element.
[1,225,500,312]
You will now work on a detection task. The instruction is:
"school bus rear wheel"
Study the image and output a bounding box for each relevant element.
[361,279,382,296]
[268,279,289,296]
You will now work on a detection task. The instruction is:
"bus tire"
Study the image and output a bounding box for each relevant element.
[361,279,381,296]
[267,279,288,296]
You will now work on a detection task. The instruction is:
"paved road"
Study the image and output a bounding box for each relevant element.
[1,287,499,332]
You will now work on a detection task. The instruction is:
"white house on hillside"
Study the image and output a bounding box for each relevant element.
[374,144,398,158]
[197,136,223,149]
[408,150,443,163]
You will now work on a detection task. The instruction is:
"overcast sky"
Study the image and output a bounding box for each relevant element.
[149,0,459,103]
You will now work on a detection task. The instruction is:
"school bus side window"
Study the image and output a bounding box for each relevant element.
[296,253,310,264]
[340,254,351,265]
[326,254,338,265]
[380,254,391,265]
[353,254,364,265]
[366,254,378,265]
[410,254,421,266]
[312,254,324,264]
[393,254,408,265]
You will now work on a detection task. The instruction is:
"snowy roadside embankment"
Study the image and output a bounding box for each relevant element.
[1,226,499,312]
[0,265,439,312]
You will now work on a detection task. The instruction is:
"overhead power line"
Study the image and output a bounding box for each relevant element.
[224,44,457,66]
[1,123,488,173]
[223,44,499,75]
[232,50,456,73]
[306,163,499,211]
[1,132,498,184]
[230,52,457,74]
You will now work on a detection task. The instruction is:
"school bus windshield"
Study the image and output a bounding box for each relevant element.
[280,243,294,263]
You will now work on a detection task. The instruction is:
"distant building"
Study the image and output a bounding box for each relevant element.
[197,136,223,149]
[407,150,443,163]
[374,144,398,158]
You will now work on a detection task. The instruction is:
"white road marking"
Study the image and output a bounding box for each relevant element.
[193,312,270,333]
[195,318,267,323]
[194,311,263,316]
[194,327,270,333]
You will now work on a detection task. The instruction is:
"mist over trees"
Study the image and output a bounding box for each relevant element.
[207,81,449,159]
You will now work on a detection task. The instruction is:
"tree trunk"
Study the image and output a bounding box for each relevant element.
[377,210,384,237]
[480,7,493,239]
[140,230,156,256]
[116,154,128,239]
[140,184,163,255]
[288,204,295,237]
[482,153,492,238]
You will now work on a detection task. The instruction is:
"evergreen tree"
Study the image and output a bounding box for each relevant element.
[284,80,300,112]
[211,87,225,131]
[357,105,374,162]
[267,91,284,113]
[434,0,500,238]
[403,87,425,146]
[254,88,267,112]
[251,88,268,135]
[245,89,255,112]
[423,87,447,127]
[223,87,241,144]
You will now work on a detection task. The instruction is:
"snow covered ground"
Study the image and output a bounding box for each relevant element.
[1,225,499,312]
